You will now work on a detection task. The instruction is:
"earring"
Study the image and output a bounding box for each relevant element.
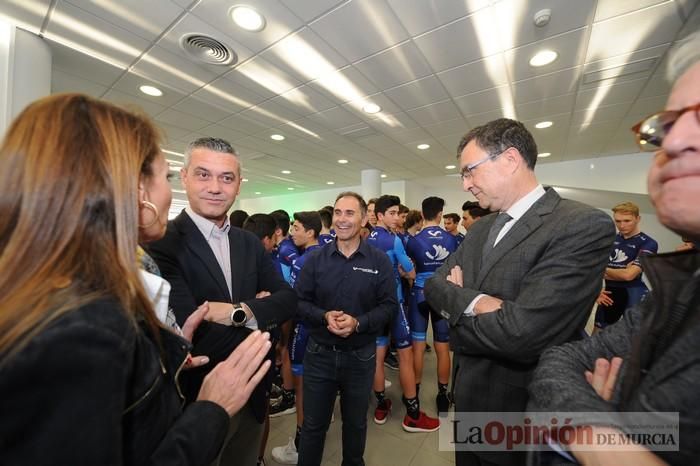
[139,200,160,229]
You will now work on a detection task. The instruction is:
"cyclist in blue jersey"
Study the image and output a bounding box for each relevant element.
[594,202,658,329]
[443,212,465,246]
[461,200,490,232]
[269,209,299,423]
[271,211,322,465]
[396,204,410,246]
[243,213,283,278]
[366,195,440,433]
[317,207,335,246]
[405,197,457,414]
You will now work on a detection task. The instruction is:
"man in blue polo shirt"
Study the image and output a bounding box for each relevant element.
[595,201,658,329]
[406,197,458,415]
[296,192,396,466]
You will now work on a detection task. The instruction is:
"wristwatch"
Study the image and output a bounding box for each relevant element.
[230,304,248,327]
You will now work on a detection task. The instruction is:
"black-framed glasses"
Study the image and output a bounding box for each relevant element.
[459,150,505,180]
[631,103,700,151]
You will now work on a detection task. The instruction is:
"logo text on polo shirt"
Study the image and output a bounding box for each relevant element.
[353,266,379,274]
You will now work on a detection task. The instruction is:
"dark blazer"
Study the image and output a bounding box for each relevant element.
[425,188,614,464]
[145,210,296,422]
[0,299,229,466]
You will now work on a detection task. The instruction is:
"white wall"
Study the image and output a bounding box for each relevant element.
[233,151,682,252]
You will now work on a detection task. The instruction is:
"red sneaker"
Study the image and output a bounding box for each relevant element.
[373,399,392,425]
[402,411,440,433]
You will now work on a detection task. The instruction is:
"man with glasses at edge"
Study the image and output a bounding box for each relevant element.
[425,118,615,466]
[529,31,700,465]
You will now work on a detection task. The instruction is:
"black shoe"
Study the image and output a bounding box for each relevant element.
[425,343,432,353]
[270,396,296,417]
[436,392,451,415]
[269,384,283,404]
[384,352,399,371]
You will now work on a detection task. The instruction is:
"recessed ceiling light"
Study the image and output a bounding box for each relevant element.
[326,181,335,185]
[362,103,381,114]
[287,187,295,191]
[281,170,291,174]
[255,191,261,195]
[139,85,162,97]
[380,174,387,178]
[230,5,266,32]
[535,121,553,129]
[445,164,456,169]
[529,50,558,67]
[538,152,551,158]
[417,143,430,150]
[242,178,249,182]
[589,163,595,170]
[270,134,285,141]
[338,159,348,164]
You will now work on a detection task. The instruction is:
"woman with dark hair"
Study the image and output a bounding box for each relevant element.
[0,94,271,465]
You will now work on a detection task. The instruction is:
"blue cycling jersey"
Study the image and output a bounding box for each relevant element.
[405,226,458,288]
[290,243,321,288]
[318,233,335,246]
[277,236,299,285]
[606,232,658,289]
[366,225,414,284]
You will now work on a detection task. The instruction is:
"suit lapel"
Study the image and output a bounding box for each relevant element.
[175,211,232,301]
[228,227,243,303]
[476,188,560,287]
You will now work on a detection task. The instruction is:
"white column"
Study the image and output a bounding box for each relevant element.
[361,168,381,201]
[0,21,51,136]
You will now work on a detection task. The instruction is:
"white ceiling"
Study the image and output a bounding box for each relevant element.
[1,0,698,200]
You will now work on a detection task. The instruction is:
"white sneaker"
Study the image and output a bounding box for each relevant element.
[384,378,392,388]
[271,437,298,465]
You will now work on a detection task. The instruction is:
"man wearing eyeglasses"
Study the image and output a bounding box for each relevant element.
[424,118,615,466]
[529,32,700,465]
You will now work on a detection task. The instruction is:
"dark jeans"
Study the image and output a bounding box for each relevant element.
[298,338,375,466]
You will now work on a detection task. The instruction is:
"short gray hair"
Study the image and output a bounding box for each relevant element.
[667,31,700,83]
[184,137,238,169]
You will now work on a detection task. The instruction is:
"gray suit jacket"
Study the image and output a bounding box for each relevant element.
[425,188,614,414]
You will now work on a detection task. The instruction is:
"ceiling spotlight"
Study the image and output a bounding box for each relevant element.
[535,121,553,129]
[445,164,456,169]
[254,191,261,195]
[417,143,430,150]
[139,85,163,97]
[538,152,551,158]
[529,50,558,67]
[326,181,335,185]
[270,134,285,141]
[287,187,295,191]
[362,103,381,114]
[589,163,595,170]
[338,159,349,164]
[242,178,249,182]
[281,170,291,174]
[230,5,266,32]
[380,174,387,178]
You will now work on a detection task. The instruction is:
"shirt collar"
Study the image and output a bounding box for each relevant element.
[331,238,367,258]
[185,206,230,240]
[504,184,546,222]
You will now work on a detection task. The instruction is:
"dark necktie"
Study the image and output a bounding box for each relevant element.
[482,212,512,259]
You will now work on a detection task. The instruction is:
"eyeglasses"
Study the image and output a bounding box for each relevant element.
[631,103,700,151]
[459,150,505,180]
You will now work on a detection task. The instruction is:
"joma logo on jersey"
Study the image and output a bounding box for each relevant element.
[427,230,442,237]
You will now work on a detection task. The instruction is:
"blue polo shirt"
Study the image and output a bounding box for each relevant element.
[296,239,397,348]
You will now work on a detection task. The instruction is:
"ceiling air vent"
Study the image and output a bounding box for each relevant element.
[179,34,237,66]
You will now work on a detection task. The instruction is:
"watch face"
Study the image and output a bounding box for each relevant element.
[232,308,247,325]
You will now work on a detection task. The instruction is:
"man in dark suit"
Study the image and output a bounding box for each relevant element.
[146,137,296,466]
[424,119,615,466]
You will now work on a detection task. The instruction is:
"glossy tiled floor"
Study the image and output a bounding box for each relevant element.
[265,343,454,466]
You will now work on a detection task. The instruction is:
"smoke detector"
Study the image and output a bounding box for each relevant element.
[533,9,551,27]
[179,34,237,66]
